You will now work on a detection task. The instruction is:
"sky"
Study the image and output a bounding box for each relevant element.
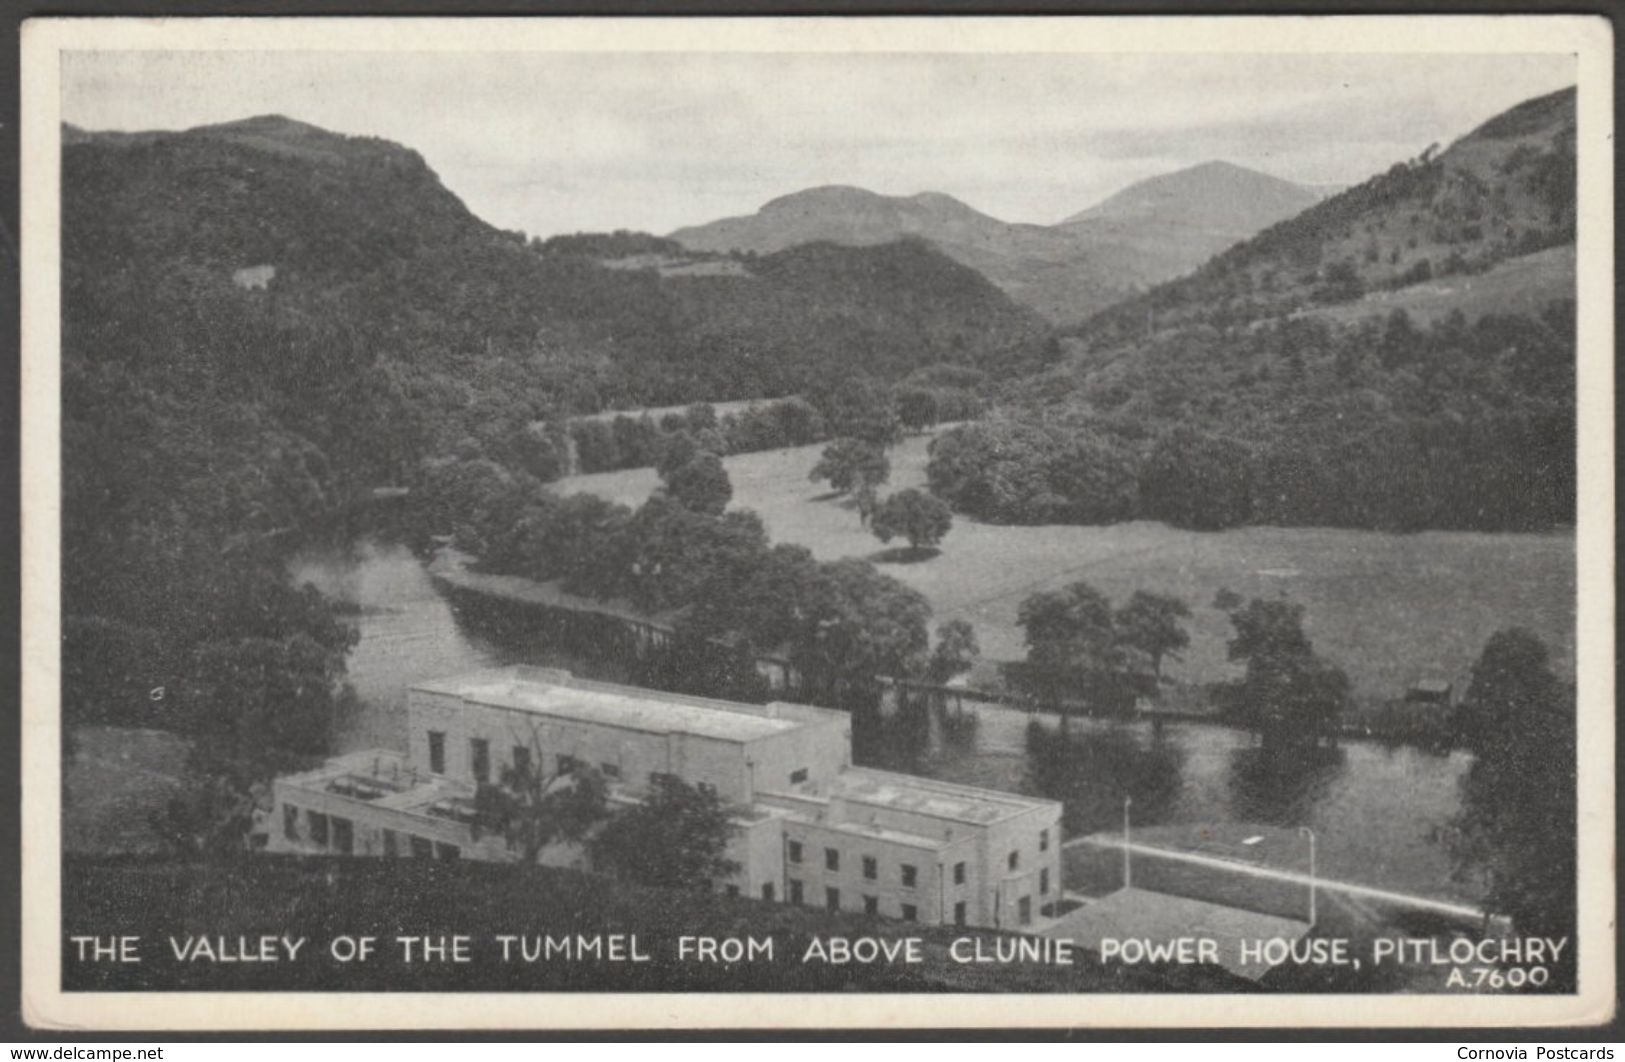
[62,50,1576,237]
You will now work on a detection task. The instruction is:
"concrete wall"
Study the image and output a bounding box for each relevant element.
[266,781,509,863]
[719,814,790,902]
[406,689,759,802]
[779,818,948,924]
[976,803,1064,929]
[743,714,850,797]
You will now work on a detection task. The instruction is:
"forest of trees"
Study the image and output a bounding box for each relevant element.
[408,453,934,710]
[933,305,1574,532]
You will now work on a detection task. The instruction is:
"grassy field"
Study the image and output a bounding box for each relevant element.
[1295,245,1574,328]
[561,433,1575,701]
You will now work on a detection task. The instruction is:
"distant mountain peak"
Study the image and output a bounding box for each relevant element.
[671,163,1333,326]
[1061,160,1321,227]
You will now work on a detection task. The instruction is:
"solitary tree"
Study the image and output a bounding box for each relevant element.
[1223,598,1349,751]
[474,738,608,865]
[1114,591,1191,683]
[663,452,732,515]
[853,480,879,527]
[809,437,889,495]
[654,431,701,481]
[588,774,740,890]
[1449,629,1575,958]
[1013,581,1128,726]
[870,489,953,554]
[926,619,979,685]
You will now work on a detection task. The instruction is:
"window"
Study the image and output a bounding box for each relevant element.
[471,739,490,785]
[788,879,804,905]
[825,887,840,912]
[825,848,839,872]
[862,856,877,880]
[1040,828,1050,852]
[761,883,775,902]
[410,836,433,860]
[600,762,621,780]
[1040,868,1051,894]
[435,842,461,861]
[427,731,446,774]
[864,895,879,915]
[332,816,354,855]
[725,884,740,898]
[953,861,966,885]
[557,754,579,775]
[789,768,808,784]
[308,811,330,847]
[1018,896,1032,925]
[954,901,967,926]
[382,829,398,858]
[901,904,917,922]
[1008,850,1020,871]
[282,804,299,841]
[512,745,532,777]
[901,864,918,888]
[788,840,803,864]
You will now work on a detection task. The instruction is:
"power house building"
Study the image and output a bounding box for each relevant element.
[265,666,1063,930]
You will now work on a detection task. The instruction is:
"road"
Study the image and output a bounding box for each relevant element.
[1065,834,1488,923]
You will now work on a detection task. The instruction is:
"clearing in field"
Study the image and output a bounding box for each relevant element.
[560,433,1575,701]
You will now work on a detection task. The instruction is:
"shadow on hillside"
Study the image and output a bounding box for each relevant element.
[869,546,941,565]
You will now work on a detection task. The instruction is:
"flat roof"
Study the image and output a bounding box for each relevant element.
[829,768,1059,826]
[412,667,842,744]
[1040,888,1310,983]
[804,815,951,850]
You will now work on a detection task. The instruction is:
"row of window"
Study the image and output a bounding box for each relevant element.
[427,731,627,784]
[782,880,963,925]
[283,805,459,861]
[722,882,777,902]
[785,842,1052,894]
[788,841,928,887]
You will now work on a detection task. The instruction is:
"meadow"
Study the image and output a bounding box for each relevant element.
[1295,245,1575,328]
[561,433,1575,701]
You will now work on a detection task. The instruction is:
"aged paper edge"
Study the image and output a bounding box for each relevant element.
[18,14,1617,1031]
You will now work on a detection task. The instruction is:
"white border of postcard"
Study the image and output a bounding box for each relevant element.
[19,14,1617,1031]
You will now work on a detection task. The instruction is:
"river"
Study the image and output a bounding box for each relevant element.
[293,539,1476,905]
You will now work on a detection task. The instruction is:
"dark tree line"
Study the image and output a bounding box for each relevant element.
[932,305,1574,533]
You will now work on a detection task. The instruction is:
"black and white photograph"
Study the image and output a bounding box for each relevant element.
[18,15,1615,1031]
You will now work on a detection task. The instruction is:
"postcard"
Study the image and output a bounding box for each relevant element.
[19,13,1615,1030]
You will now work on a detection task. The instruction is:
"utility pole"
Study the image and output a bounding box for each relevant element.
[1299,826,1317,926]
[1123,795,1133,891]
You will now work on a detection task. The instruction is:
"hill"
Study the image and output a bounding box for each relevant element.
[1077,87,1577,344]
[672,184,1128,323]
[61,115,1050,729]
[671,165,1325,325]
[1057,160,1327,282]
[940,89,1576,534]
